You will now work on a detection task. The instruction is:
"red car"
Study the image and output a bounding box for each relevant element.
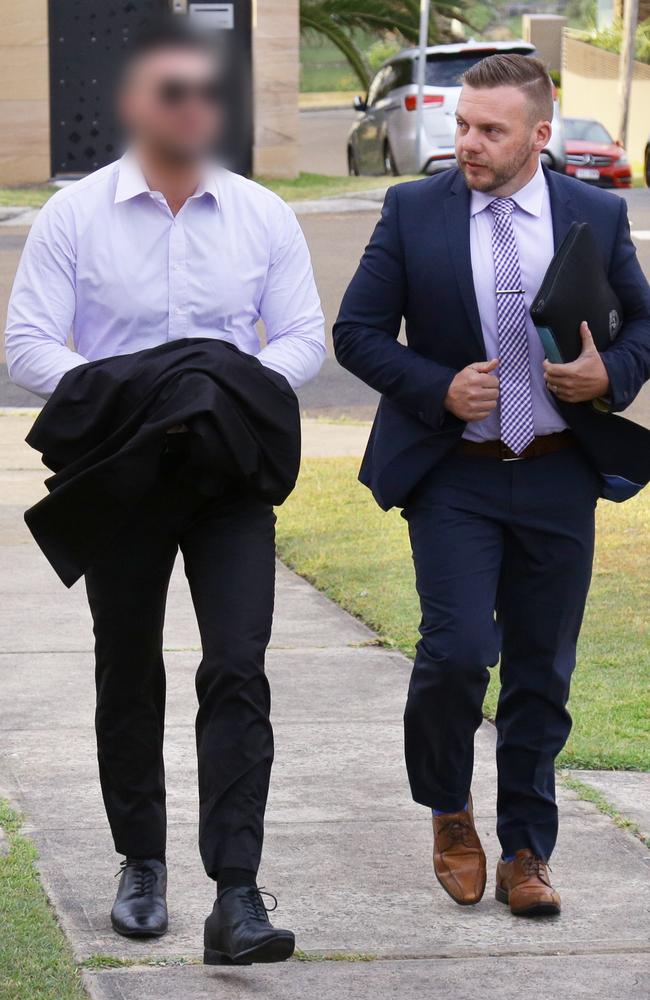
[563,118,632,189]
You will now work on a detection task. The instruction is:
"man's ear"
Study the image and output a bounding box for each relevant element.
[533,120,552,153]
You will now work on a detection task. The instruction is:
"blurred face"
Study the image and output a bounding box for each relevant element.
[455,84,552,195]
[118,46,224,165]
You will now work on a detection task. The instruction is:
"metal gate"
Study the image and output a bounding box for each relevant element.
[48,1,170,177]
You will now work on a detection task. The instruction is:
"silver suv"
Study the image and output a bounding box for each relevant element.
[347,40,566,177]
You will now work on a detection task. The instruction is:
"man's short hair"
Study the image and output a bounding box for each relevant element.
[462,54,554,124]
[120,16,217,82]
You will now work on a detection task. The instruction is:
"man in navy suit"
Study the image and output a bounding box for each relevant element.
[334,54,650,916]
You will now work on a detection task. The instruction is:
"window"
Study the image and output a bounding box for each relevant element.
[367,62,411,105]
[367,68,388,106]
[391,59,414,89]
[424,48,534,87]
[563,119,613,144]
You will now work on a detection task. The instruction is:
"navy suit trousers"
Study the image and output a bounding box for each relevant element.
[403,446,600,860]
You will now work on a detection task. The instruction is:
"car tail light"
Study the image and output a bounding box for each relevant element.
[404,94,444,112]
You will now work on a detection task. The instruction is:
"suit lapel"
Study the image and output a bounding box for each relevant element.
[442,168,573,358]
[546,167,575,250]
[443,173,487,360]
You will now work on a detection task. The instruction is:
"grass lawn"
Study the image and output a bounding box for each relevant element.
[0,174,417,211]
[276,457,650,771]
[300,32,373,93]
[0,186,59,209]
[1,173,645,210]
[0,801,87,1000]
[257,172,418,201]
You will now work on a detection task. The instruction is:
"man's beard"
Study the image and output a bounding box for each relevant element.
[460,143,533,193]
[149,137,214,167]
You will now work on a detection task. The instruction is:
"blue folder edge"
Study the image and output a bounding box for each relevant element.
[536,325,564,364]
[601,475,644,502]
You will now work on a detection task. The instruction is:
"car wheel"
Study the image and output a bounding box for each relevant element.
[348,147,360,177]
[540,150,555,170]
[384,141,400,177]
[645,147,650,187]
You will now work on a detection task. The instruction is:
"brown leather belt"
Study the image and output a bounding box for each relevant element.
[458,430,574,462]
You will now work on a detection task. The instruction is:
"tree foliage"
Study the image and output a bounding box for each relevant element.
[300,0,474,88]
[588,17,650,65]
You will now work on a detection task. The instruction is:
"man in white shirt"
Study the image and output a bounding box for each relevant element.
[6,20,325,964]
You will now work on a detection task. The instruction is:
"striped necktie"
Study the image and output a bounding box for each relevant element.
[489,198,535,456]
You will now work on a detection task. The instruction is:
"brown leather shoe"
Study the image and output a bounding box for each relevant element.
[432,794,486,906]
[495,849,561,917]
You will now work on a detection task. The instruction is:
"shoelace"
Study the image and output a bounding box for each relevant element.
[115,860,157,897]
[246,887,278,921]
[220,886,278,921]
[521,855,552,882]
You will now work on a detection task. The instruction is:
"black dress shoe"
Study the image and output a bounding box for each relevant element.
[204,887,295,965]
[111,859,168,938]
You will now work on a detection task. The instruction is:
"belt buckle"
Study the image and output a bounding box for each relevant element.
[499,441,524,462]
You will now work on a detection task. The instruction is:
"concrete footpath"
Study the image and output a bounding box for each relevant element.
[0,412,649,1000]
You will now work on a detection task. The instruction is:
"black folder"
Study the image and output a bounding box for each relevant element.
[530,222,623,363]
[530,221,650,503]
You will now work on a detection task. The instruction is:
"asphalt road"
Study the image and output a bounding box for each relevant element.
[300,108,356,177]
[3,196,650,422]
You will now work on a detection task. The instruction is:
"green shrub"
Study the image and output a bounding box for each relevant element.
[588,17,650,64]
[367,36,402,73]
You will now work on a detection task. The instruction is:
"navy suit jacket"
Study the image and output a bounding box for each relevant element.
[333,167,650,510]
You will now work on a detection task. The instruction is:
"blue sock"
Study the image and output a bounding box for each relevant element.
[432,802,468,816]
[502,854,516,862]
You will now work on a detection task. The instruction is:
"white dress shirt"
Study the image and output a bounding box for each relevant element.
[5,153,326,398]
[465,161,567,442]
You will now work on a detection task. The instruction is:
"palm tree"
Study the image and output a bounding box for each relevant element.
[300,0,474,88]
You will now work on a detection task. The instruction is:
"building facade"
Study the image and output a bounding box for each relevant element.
[522,14,567,74]
[0,0,300,186]
[562,34,650,167]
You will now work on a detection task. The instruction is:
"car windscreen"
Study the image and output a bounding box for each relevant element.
[425,49,534,87]
[563,119,613,144]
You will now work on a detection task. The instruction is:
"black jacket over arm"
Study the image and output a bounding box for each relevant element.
[25,339,301,587]
[334,168,650,509]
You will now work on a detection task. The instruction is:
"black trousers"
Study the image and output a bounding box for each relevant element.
[402,448,600,861]
[85,445,276,879]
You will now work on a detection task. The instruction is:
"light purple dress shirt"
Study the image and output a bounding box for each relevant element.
[464,161,567,442]
[5,153,326,398]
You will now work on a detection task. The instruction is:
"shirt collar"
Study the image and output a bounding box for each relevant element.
[114,151,221,209]
[470,160,546,219]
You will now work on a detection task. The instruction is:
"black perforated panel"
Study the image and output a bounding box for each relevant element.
[49,1,169,176]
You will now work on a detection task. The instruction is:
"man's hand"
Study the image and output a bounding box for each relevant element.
[543,322,610,404]
[444,359,499,422]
